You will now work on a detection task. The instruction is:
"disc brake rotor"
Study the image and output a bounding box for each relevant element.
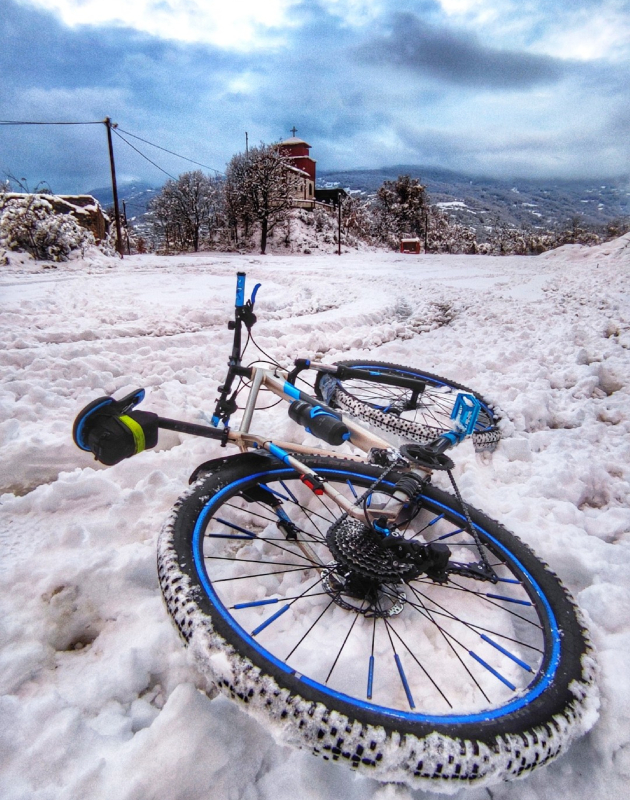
[322,563,406,618]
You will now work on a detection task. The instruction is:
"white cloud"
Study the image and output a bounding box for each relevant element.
[22,0,630,61]
[531,8,630,61]
[23,0,300,48]
[438,0,486,14]
[317,0,386,26]
[436,0,630,61]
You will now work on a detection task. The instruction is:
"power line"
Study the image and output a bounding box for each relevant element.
[1,118,224,182]
[112,129,177,181]
[0,120,103,125]
[116,127,224,175]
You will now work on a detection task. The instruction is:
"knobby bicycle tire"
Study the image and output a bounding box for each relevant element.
[314,361,501,452]
[158,454,596,788]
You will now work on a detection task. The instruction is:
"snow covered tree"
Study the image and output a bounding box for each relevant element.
[342,194,381,246]
[553,217,601,247]
[149,170,224,253]
[376,175,428,247]
[225,144,301,254]
[422,205,478,254]
[605,218,630,239]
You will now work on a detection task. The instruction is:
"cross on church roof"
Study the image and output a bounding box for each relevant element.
[290,126,298,137]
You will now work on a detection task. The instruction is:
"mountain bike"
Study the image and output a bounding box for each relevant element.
[72,272,596,787]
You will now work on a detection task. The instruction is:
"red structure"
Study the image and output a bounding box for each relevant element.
[400,238,421,254]
[278,137,316,182]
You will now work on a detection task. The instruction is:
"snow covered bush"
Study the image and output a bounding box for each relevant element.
[0,194,95,261]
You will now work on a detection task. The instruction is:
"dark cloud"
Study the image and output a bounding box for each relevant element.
[358,12,567,88]
[0,1,252,190]
[0,1,246,107]
[0,0,628,188]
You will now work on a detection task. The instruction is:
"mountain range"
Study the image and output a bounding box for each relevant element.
[318,166,630,230]
[88,167,630,233]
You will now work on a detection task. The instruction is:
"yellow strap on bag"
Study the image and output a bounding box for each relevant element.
[118,414,146,454]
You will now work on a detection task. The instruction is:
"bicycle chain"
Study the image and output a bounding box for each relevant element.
[324,456,436,584]
[446,469,496,580]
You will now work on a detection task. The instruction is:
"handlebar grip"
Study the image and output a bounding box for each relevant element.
[235,272,246,308]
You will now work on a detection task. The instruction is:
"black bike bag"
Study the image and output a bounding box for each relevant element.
[73,389,158,466]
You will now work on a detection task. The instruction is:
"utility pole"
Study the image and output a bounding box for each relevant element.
[122,200,131,255]
[104,117,124,257]
[337,193,342,256]
[245,132,248,155]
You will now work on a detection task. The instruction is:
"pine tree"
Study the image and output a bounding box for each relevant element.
[376,175,428,246]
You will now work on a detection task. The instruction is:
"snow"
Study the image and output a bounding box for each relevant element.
[2,236,630,799]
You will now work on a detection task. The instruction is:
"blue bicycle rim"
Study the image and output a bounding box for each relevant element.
[192,467,560,726]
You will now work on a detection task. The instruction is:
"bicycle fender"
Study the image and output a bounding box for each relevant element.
[188,451,276,485]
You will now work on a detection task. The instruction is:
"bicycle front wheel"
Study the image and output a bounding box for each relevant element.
[315,360,501,452]
[158,454,596,786]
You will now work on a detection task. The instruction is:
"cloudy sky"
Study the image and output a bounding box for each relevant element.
[1,0,629,193]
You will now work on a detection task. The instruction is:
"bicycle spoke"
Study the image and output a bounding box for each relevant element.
[207,554,316,568]
[251,573,329,637]
[233,589,332,612]
[367,615,377,700]
[269,480,339,538]
[412,578,541,628]
[325,601,364,683]
[381,616,416,710]
[408,513,444,540]
[212,565,310,583]
[386,616,452,708]
[286,597,337,660]
[469,652,516,691]
[206,528,324,568]
[401,583,534,697]
[405,586,543,654]
[224,501,326,544]
[386,584,490,704]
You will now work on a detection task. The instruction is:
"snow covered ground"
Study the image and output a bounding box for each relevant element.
[1,238,629,799]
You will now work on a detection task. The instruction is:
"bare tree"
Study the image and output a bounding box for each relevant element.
[225,144,300,254]
[149,170,224,252]
[4,172,53,194]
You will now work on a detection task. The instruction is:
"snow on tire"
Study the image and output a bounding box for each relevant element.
[157,454,598,789]
[315,360,502,453]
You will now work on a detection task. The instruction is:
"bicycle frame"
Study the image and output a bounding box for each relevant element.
[73,270,498,585]
[148,272,433,522]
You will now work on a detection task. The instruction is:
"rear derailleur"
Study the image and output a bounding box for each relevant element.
[378,525,498,584]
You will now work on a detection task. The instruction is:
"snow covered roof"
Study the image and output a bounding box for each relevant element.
[279,137,311,147]
[284,163,311,178]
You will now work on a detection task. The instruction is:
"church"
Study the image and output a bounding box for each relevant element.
[278,131,345,209]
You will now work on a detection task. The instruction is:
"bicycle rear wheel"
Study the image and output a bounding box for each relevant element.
[314,360,501,452]
[158,453,596,786]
